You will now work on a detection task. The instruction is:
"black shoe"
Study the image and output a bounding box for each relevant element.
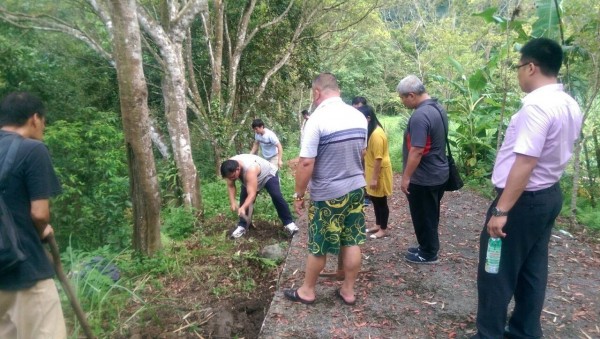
[407,246,420,254]
[404,252,439,264]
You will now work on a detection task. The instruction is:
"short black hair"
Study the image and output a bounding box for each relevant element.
[352,96,367,106]
[520,38,563,77]
[251,119,264,129]
[301,109,309,117]
[0,92,46,128]
[220,159,239,178]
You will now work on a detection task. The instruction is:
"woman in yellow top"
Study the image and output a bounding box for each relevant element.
[357,105,393,239]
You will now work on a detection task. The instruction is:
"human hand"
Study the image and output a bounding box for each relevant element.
[369,178,378,190]
[237,207,246,217]
[487,216,507,238]
[41,224,54,240]
[401,177,410,195]
[294,199,305,216]
[230,203,239,212]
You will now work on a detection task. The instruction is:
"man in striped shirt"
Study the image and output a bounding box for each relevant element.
[283,73,368,306]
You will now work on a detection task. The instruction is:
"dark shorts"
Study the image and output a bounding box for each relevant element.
[307,188,366,255]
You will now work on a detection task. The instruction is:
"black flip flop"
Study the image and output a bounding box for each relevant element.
[283,288,315,305]
[335,288,356,306]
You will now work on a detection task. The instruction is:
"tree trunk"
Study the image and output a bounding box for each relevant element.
[570,138,582,229]
[161,42,203,214]
[108,0,161,255]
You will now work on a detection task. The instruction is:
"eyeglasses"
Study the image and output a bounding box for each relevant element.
[512,62,537,70]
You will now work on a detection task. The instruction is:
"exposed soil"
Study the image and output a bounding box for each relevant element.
[120,172,600,338]
[261,173,600,339]
[115,216,291,339]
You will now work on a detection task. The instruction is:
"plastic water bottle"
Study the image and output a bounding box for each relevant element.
[485,238,502,274]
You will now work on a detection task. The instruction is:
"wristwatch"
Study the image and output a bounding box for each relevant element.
[491,207,508,217]
[292,192,304,201]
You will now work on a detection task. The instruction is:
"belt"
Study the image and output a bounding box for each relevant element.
[495,182,560,197]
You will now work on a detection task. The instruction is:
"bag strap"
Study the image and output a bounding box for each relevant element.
[0,134,24,190]
[427,103,453,160]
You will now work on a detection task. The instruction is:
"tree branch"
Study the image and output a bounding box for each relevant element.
[243,0,294,50]
[0,6,114,63]
[170,0,208,42]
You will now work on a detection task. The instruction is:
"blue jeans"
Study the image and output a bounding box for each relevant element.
[238,174,293,228]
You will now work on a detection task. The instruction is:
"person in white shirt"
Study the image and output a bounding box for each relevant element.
[250,119,283,170]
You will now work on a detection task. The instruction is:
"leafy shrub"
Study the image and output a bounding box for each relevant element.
[45,109,131,251]
[162,206,198,240]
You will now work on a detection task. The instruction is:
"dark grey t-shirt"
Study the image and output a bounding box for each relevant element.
[402,99,449,186]
[0,131,61,290]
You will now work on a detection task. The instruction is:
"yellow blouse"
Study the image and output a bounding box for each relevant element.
[364,127,393,197]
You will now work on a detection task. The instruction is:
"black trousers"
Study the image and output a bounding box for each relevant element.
[370,195,389,230]
[405,183,445,258]
[474,183,562,339]
[238,174,293,228]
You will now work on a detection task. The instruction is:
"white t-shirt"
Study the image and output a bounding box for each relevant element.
[255,128,280,159]
[300,97,367,201]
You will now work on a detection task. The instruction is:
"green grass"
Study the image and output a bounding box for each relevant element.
[379,115,406,174]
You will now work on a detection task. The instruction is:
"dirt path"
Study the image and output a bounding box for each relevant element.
[260,173,600,338]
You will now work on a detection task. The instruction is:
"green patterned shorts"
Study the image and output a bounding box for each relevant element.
[307,187,366,256]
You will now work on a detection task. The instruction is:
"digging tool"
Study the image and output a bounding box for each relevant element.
[239,202,255,229]
[47,235,96,339]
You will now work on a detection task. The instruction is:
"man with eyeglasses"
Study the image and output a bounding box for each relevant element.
[0,92,66,338]
[472,38,583,338]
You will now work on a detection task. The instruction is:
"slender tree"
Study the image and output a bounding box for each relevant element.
[0,0,207,214]
[107,0,161,254]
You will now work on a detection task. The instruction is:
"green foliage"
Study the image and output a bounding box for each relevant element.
[45,109,131,251]
[0,23,119,118]
[201,180,234,220]
[532,0,562,40]
[162,206,198,241]
[61,245,145,337]
[242,250,280,269]
[379,115,405,173]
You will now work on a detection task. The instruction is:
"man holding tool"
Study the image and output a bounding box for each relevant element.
[221,154,298,239]
[0,92,66,338]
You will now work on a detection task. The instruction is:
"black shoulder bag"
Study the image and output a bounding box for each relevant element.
[0,134,27,273]
[430,104,464,191]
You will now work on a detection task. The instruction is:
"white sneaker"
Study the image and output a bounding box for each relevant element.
[231,225,247,239]
[284,222,299,236]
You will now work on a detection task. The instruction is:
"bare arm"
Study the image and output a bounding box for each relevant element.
[240,165,260,213]
[226,179,238,211]
[276,143,283,168]
[487,153,538,238]
[31,199,52,239]
[401,146,424,194]
[294,157,315,215]
[250,141,259,155]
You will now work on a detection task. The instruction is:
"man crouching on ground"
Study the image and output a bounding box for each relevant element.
[221,154,298,239]
[283,72,368,305]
